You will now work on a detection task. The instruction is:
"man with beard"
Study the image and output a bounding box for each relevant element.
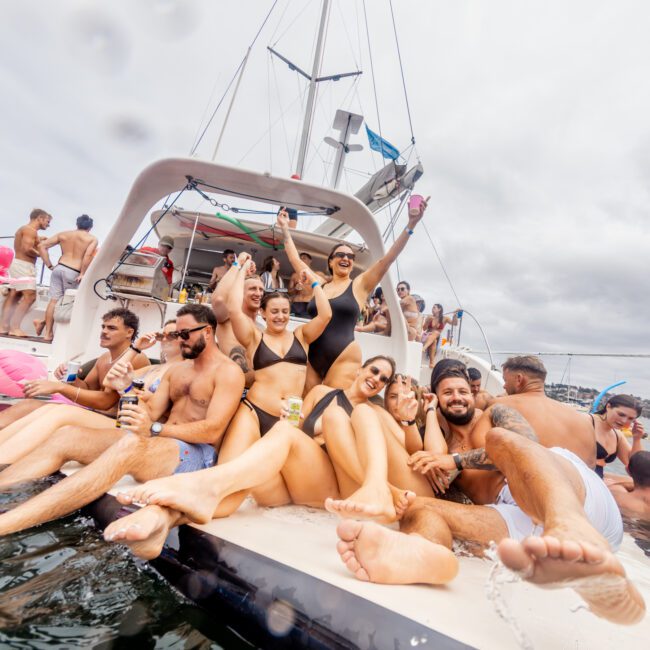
[0,304,244,537]
[334,370,642,625]
[211,252,263,387]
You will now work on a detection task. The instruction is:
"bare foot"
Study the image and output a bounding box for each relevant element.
[104,505,175,560]
[336,519,458,584]
[33,319,45,336]
[8,329,28,338]
[390,485,416,519]
[498,535,646,625]
[325,482,396,522]
[116,471,218,524]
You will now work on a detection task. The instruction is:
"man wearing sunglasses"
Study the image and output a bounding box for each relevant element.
[396,281,421,341]
[0,304,244,542]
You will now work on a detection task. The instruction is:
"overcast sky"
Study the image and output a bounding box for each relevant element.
[1,0,648,397]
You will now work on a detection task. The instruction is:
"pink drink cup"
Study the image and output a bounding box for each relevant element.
[408,194,424,216]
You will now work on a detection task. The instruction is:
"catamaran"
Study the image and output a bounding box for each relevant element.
[0,1,647,647]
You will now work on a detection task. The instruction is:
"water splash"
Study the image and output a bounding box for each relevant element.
[484,543,534,650]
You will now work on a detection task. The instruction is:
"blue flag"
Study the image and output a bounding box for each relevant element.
[365,125,399,160]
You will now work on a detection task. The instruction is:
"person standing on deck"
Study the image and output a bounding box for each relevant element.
[138,236,175,285]
[34,214,97,342]
[208,249,235,290]
[0,208,51,337]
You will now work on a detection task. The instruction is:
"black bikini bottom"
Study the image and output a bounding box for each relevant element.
[242,398,280,436]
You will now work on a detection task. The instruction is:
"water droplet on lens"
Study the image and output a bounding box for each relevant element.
[266,599,295,637]
[410,636,420,647]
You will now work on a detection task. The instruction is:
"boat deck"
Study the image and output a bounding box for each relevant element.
[61,463,650,649]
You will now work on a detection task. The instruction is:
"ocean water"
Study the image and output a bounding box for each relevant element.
[0,477,251,649]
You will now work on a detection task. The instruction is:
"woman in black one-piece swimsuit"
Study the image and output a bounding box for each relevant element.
[277,201,428,391]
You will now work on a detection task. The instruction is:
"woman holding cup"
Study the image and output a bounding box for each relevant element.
[277,195,429,391]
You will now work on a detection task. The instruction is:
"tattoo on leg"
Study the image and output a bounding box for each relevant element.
[459,448,497,471]
[489,404,538,441]
[229,346,250,374]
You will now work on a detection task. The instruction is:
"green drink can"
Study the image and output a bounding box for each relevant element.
[286,396,302,427]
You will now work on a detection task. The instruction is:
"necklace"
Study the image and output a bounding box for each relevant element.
[108,347,129,365]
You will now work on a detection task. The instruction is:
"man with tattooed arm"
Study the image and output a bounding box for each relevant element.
[333,363,645,626]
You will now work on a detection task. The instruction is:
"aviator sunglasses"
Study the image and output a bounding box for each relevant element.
[368,365,391,384]
[332,251,356,261]
[167,325,208,341]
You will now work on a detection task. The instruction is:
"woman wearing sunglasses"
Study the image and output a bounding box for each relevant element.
[277,200,428,391]
[107,356,437,557]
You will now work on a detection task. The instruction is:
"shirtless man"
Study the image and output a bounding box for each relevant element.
[211,252,263,386]
[0,304,243,539]
[608,451,650,519]
[396,281,420,341]
[288,252,317,318]
[335,406,645,625]
[34,214,98,341]
[0,208,51,337]
[0,308,149,439]
[208,249,235,290]
[467,367,495,411]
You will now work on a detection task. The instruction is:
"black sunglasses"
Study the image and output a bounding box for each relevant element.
[170,325,208,341]
[369,365,391,384]
[332,251,356,261]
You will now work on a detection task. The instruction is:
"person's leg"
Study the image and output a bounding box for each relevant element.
[484,427,646,625]
[0,289,18,333]
[0,418,113,488]
[325,404,396,520]
[0,400,48,436]
[116,421,340,524]
[42,298,57,340]
[9,289,36,336]
[0,432,180,536]
[0,404,108,463]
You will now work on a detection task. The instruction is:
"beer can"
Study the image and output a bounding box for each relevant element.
[286,396,302,427]
[65,361,81,383]
[132,378,146,391]
[116,394,139,428]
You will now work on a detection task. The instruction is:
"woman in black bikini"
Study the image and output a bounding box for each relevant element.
[591,394,644,479]
[111,356,436,546]
[277,200,428,391]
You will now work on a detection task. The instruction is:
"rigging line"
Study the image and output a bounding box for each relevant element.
[268,0,292,44]
[267,50,273,172]
[270,54,294,166]
[190,0,280,156]
[421,220,464,309]
[362,0,385,159]
[479,351,650,359]
[335,0,361,69]
[271,0,317,47]
[388,0,415,144]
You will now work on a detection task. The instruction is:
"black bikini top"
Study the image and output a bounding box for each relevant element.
[253,334,307,371]
[590,415,617,464]
[302,389,353,437]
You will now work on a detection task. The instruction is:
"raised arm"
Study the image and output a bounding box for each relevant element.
[277,209,305,274]
[225,255,258,349]
[422,393,447,454]
[295,269,331,344]
[356,197,429,296]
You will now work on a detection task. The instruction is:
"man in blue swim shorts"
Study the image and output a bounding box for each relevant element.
[0,304,244,538]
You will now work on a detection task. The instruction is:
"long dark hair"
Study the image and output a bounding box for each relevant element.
[431,303,444,325]
[262,256,278,274]
[327,242,354,274]
[595,394,642,417]
[361,355,397,383]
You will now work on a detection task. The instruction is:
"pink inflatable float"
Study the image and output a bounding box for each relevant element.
[0,350,48,397]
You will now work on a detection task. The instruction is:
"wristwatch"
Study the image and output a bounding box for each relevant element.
[150,422,163,436]
[401,419,417,426]
[452,452,463,472]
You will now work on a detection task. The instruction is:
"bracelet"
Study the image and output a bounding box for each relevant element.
[73,387,80,403]
[311,280,319,288]
[130,344,142,354]
[401,419,417,426]
[452,452,463,472]
[232,260,239,267]
[426,406,436,414]
[405,227,414,236]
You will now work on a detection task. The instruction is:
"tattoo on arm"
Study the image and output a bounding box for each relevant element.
[490,404,538,441]
[459,448,497,471]
[229,346,250,374]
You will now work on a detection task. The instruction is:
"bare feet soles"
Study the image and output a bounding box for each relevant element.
[336,519,457,585]
[117,473,218,524]
[325,483,397,522]
[498,535,646,625]
[104,506,174,560]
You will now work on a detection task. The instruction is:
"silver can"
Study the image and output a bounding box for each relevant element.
[65,361,81,383]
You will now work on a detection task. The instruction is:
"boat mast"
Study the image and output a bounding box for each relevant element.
[294,0,331,178]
